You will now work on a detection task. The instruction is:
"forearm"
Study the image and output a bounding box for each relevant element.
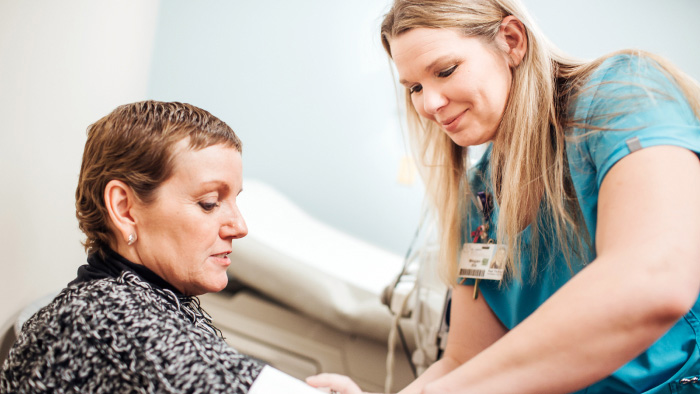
[398,357,461,394]
[305,358,461,394]
[424,255,693,394]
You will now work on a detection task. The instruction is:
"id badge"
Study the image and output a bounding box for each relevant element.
[458,243,505,281]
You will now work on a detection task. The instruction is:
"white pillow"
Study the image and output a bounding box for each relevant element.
[228,180,404,341]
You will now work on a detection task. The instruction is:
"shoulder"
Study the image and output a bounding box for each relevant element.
[567,51,700,140]
[2,274,261,393]
[50,274,175,322]
[565,52,700,190]
[0,277,151,392]
[572,52,693,124]
[14,275,177,350]
[586,52,677,92]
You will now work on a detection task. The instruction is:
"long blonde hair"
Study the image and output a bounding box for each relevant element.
[381,0,700,284]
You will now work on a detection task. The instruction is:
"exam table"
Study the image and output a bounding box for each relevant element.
[198,179,418,392]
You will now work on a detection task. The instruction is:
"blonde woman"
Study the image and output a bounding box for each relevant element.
[308,0,700,393]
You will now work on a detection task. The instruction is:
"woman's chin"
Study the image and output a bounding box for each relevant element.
[445,125,495,148]
[186,275,228,296]
[208,274,229,293]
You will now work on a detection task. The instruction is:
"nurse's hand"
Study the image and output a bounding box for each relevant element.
[305,373,372,394]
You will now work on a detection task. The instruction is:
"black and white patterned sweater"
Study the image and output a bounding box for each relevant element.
[0,265,264,393]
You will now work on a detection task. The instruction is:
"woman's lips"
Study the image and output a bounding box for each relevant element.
[211,252,231,267]
[440,110,467,133]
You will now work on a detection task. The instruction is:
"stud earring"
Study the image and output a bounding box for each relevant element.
[127,233,137,246]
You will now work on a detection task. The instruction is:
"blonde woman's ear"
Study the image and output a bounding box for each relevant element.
[104,179,137,246]
[499,15,527,67]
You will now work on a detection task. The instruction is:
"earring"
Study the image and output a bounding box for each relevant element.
[127,233,137,246]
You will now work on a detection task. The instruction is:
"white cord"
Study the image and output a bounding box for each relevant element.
[385,286,415,394]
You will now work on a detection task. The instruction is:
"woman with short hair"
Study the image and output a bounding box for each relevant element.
[2,101,265,393]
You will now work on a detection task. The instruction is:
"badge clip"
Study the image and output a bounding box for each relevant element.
[458,192,505,299]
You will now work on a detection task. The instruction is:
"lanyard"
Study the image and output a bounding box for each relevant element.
[457,190,507,299]
[473,191,492,299]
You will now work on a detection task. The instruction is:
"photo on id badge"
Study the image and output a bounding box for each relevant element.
[489,247,506,270]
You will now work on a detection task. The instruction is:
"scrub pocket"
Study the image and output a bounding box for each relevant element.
[669,375,700,394]
[583,309,700,394]
[668,310,700,394]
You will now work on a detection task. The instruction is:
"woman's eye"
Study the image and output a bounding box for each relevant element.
[198,201,220,212]
[437,65,457,78]
[409,84,423,94]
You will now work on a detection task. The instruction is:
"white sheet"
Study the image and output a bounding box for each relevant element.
[248,366,323,394]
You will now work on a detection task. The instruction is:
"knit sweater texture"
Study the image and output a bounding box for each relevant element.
[0,271,264,393]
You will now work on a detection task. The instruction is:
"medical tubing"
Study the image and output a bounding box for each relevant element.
[385,286,416,394]
[397,323,417,378]
[399,208,431,356]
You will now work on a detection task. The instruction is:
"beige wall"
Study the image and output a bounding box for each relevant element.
[0,1,160,328]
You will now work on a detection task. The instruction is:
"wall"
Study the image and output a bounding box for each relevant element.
[147,0,424,256]
[0,1,160,327]
[147,0,700,260]
[527,0,700,79]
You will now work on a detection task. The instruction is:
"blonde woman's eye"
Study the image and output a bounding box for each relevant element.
[437,65,457,78]
[409,84,423,94]
[198,201,220,212]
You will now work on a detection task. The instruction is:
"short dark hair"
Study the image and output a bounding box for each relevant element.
[75,100,241,256]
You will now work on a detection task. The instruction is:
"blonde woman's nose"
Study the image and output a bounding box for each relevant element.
[421,87,448,115]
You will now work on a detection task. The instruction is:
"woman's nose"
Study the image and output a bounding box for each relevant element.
[422,87,448,115]
[220,204,248,239]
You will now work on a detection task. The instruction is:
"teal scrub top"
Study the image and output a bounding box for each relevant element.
[462,54,700,393]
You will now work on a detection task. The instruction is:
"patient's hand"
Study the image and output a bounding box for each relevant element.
[306,373,371,394]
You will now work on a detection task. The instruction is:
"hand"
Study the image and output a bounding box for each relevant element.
[305,373,367,394]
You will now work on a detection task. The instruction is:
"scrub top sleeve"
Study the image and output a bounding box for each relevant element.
[577,54,700,188]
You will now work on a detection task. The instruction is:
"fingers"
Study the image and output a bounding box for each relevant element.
[306,373,363,394]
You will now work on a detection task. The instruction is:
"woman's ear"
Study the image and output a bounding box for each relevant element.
[499,15,527,67]
[104,180,137,246]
